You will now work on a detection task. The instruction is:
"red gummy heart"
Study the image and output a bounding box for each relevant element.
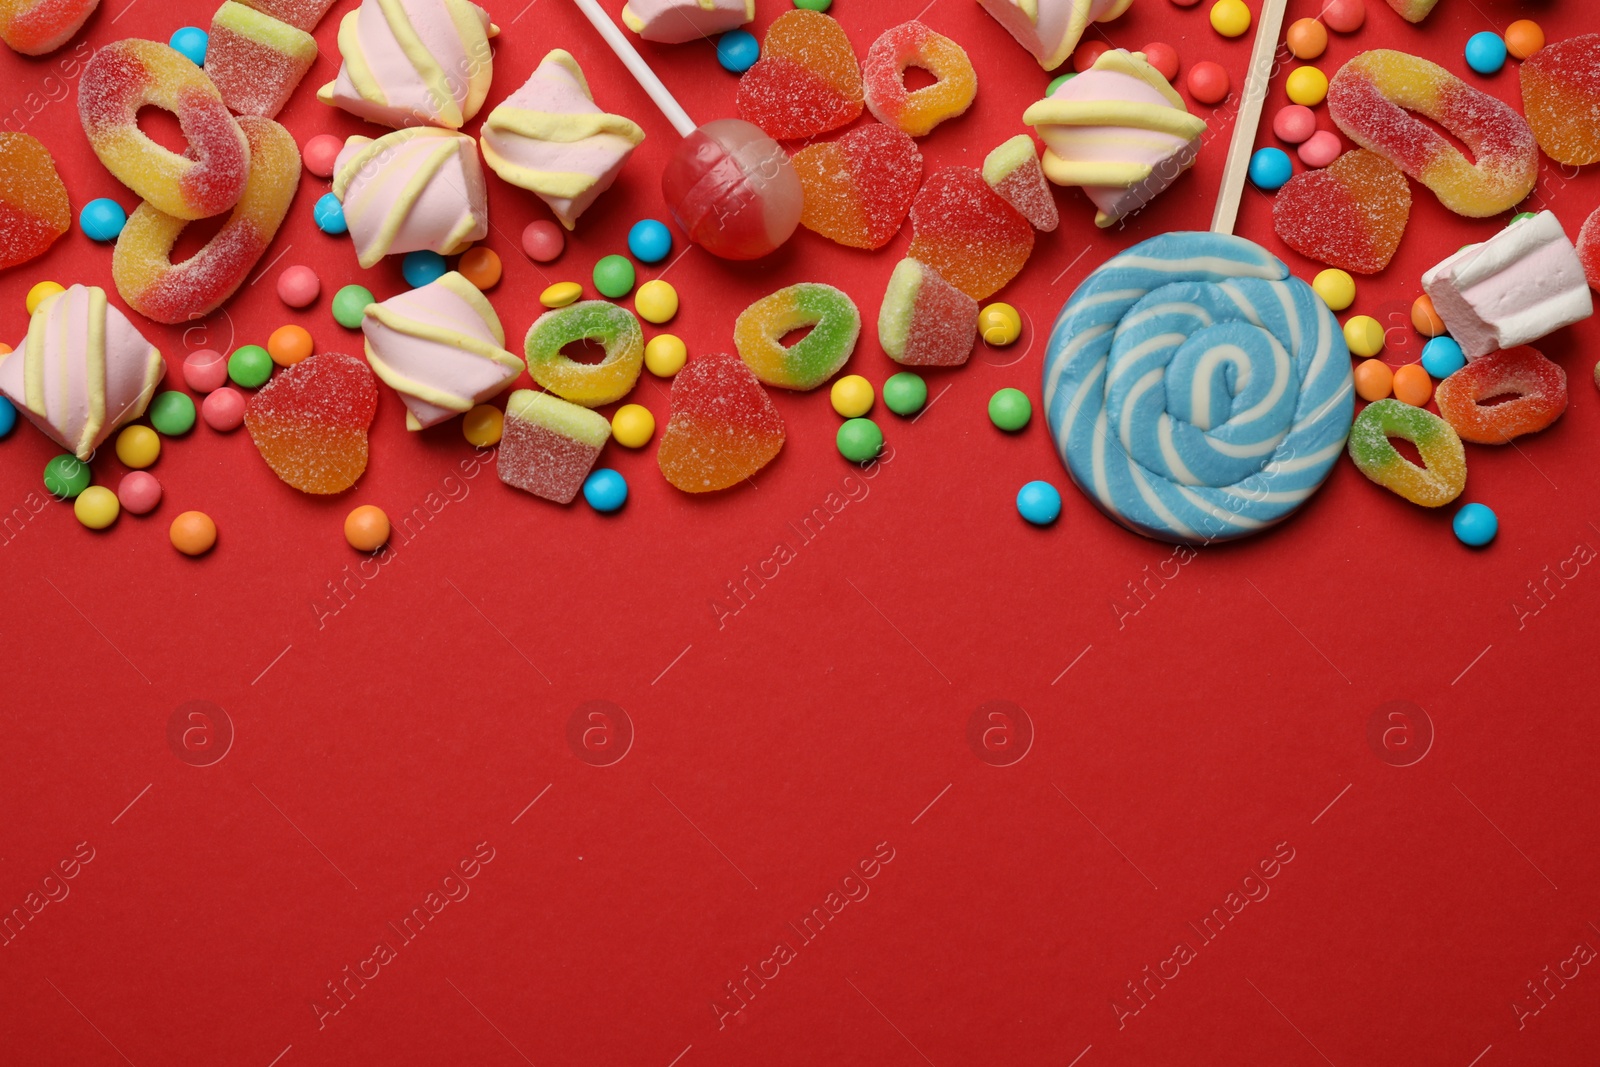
[1272,149,1411,275]
[657,354,786,493]
[736,10,862,142]
[0,133,69,270]
[793,123,922,250]
[245,352,378,494]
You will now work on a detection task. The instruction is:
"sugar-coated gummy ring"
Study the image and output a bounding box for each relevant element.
[862,21,978,138]
[1043,231,1355,543]
[1465,32,1507,75]
[628,219,672,264]
[314,193,347,234]
[1346,399,1465,507]
[523,301,645,407]
[1420,336,1465,378]
[716,30,759,73]
[332,285,375,328]
[1248,148,1293,190]
[79,198,127,241]
[1017,481,1062,525]
[168,26,208,65]
[583,468,629,512]
[1433,345,1567,444]
[1453,502,1497,546]
[402,250,448,288]
[837,418,883,462]
[882,371,927,416]
[735,283,861,391]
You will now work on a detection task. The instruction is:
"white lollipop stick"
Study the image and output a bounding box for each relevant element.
[1211,0,1291,235]
[571,0,697,137]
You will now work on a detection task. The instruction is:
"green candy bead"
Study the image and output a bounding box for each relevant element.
[836,417,883,462]
[229,345,273,388]
[332,284,376,328]
[988,387,1032,431]
[882,371,927,416]
[793,0,830,8]
[1510,211,1537,225]
[1047,72,1076,95]
[593,254,636,298]
[148,390,197,435]
[43,454,91,499]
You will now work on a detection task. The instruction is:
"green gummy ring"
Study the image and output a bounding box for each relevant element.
[735,283,861,391]
[523,300,645,408]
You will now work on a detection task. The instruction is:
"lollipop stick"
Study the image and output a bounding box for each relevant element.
[571,0,698,137]
[1210,0,1290,235]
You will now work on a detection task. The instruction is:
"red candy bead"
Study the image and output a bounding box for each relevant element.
[1274,104,1317,143]
[522,220,564,262]
[302,134,343,179]
[1073,40,1110,73]
[1187,61,1231,105]
[1298,130,1343,167]
[1321,0,1364,33]
[183,349,229,393]
[1141,42,1179,83]
[277,264,320,307]
[202,386,246,431]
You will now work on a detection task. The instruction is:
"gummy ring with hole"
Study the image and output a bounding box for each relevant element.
[1327,49,1537,218]
[112,116,299,325]
[1347,398,1466,507]
[1433,345,1568,445]
[523,301,644,408]
[734,282,861,391]
[862,21,978,138]
[79,39,251,220]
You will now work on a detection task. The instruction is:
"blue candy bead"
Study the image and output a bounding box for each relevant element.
[1453,502,1498,546]
[628,219,672,264]
[169,26,209,65]
[79,198,127,241]
[0,396,16,440]
[1016,481,1062,525]
[1420,335,1465,379]
[1465,32,1507,75]
[401,250,448,287]
[1248,147,1293,191]
[583,468,628,513]
[313,193,347,234]
[716,30,760,73]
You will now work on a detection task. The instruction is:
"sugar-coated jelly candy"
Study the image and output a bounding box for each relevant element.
[204,1,318,119]
[244,351,378,494]
[657,353,786,493]
[661,119,803,261]
[1433,346,1567,445]
[862,21,976,137]
[1382,0,1439,23]
[1272,149,1410,274]
[907,168,1033,301]
[497,389,611,504]
[982,135,1058,233]
[524,301,644,408]
[1,0,98,54]
[736,10,862,142]
[0,133,69,270]
[734,283,860,391]
[1519,34,1600,167]
[318,0,496,130]
[792,123,921,250]
[878,258,977,367]
[1347,398,1465,507]
[1580,206,1600,293]
[236,0,335,32]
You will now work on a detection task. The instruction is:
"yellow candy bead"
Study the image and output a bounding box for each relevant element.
[1312,268,1356,311]
[830,374,875,418]
[1286,66,1329,106]
[73,485,120,530]
[540,282,583,308]
[645,333,688,377]
[1210,0,1251,37]
[115,424,161,468]
[463,404,503,447]
[978,302,1022,346]
[1344,315,1385,358]
[635,279,679,324]
[26,280,64,314]
[611,403,656,448]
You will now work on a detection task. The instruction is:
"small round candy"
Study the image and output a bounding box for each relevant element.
[344,505,390,551]
[1286,66,1328,106]
[1321,0,1363,32]
[149,391,197,435]
[1140,42,1179,82]
[837,418,883,462]
[830,375,874,418]
[1465,31,1507,76]
[115,424,160,468]
[1072,40,1110,73]
[74,485,120,529]
[168,26,208,64]
[611,403,656,447]
[541,281,583,308]
[201,387,246,431]
[0,396,15,439]
[979,302,1022,346]
[628,219,673,264]
[1170,0,1202,6]
[1187,61,1230,105]
[277,264,320,307]
[1286,17,1327,60]
[635,279,678,324]
[228,344,274,388]
[332,284,375,328]
[43,454,90,499]
[1046,72,1075,96]
[1297,130,1342,168]
[1393,363,1432,406]
[1510,211,1537,225]
[1273,104,1317,144]
[79,198,127,241]
[313,193,347,235]
[1504,20,1544,61]
[1420,335,1466,379]
[793,0,830,9]
[169,510,217,556]
[183,349,228,393]
[26,281,63,314]
[463,404,503,447]
[583,468,629,512]
[1344,315,1385,357]
[458,246,502,290]
[883,371,927,416]
[1352,358,1392,401]
[1209,0,1250,37]
[268,324,313,366]
[1312,268,1356,311]
[522,220,565,262]
[645,334,687,377]
[402,250,447,287]
[1016,481,1062,525]
[302,133,343,178]
[989,387,1032,431]
[716,29,759,73]
[1453,502,1498,547]
[593,255,635,298]
[117,471,161,515]
[1411,294,1446,336]
[1248,147,1293,191]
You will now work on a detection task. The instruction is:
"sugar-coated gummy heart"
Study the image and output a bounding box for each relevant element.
[497,388,611,504]
[1434,346,1567,445]
[658,354,785,493]
[244,351,378,494]
[1347,398,1464,507]
[1519,34,1600,167]
[736,9,862,142]
[1327,50,1537,218]
[983,135,1058,233]
[1,0,99,54]
[113,115,299,325]
[204,1,318,119]
[878,258,977,367]
[862,21,977,137]
[79,39,251,221]
[1580,205,1600,293]
[523,301,644,408]
[318,0,497,129]
[734,283,860,391]
[907,168,1033,301]
[0,133,70,270]
[1382,0,1441,23]
[1272,150,1410,275]
[792,123,921,250]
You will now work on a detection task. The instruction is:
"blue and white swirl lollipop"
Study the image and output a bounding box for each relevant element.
[1042,232,1354,544]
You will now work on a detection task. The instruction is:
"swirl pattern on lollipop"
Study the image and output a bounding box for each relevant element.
[1042,232,1355,544]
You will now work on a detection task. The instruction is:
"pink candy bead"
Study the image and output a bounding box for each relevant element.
[183,349,229,393]
[1274,104,1318,143]
[522,220,565,262]
[117,471,162,515]
[303,134,343,179]
[277,264,321,307]
[1298,130,1343,167]
[202,386,246,431]
[1321,0,1364,33]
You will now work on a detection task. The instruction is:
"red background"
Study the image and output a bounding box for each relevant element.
[3,0,1599,1064]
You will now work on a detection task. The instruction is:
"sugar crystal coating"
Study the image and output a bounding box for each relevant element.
[862,21,977,137]
[1347,398,1465,507]
[1272,150,1410,274]
[982,135,1058,233]
[907,168,1033,301]
[737,10,862,141]
[1433,346,1567,445]
[793,123,921,250]
[497,389,611,504]
[524,301,644,407]
[0,133,70,270]
[657,354,785,493]
[204,1,318,119]
[878,258,978,367]
[1,0,99,54]
[1519,34,1600,166]
[734,283,860,391]
[244,351,377,494]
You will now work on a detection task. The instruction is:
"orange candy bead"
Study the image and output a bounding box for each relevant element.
[170,510,217,556]
[343,504,390,551]
[1411,294,1446,336]
[458,246,502,290]
[1353,358,1393,401]
[268,324,314,365]
[1393,363,1433,406]
[1504,20,1544,61]
[1286,18,1327,61]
